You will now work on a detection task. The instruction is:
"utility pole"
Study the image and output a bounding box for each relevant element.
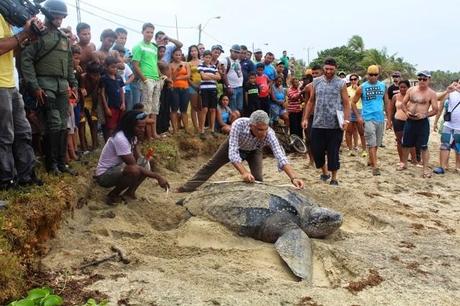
[76,0,81,24]
[198,24,202,44]
[175,15,179,40]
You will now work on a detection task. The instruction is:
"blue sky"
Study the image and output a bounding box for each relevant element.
[61,0,458,71]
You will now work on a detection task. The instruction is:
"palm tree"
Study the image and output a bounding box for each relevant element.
[347,35,365,53]
[361,48,395,80]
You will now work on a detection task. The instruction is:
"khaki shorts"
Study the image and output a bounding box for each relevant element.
[141,79,161,115]
[364,121,384,147]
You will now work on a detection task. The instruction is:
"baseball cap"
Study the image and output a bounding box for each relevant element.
[230,44,241,52]
[392,71,401,77]
[211,44,224,53]
[367,65,380,74]
[338,71,346,76]
[254,48,262,54]
[417,70,431,78]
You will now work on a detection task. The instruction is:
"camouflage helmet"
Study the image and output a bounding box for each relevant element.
[43,0,68,17]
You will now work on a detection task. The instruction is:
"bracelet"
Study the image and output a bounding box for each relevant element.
[13,34,20,45]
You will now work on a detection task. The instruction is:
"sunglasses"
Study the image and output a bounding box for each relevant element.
[418,77,428,81]
[350,78,358,81]
[136,112,147,120]
[392,75,400,78]
[369,74,378,77]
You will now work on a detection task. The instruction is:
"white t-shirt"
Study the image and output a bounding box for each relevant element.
[222,57,243,88]
[445,91,460,130]
[95,131,133,176]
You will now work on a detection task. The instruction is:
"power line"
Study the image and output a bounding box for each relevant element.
[201,29,229,47]
[65,2,141,33]
[76,0,196,30]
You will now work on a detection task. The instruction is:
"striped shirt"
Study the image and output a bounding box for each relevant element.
[287,87,303,113]
[198,63,218,90]
[228,118,288,170]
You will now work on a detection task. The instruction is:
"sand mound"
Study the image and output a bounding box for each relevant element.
[41,130,460,305]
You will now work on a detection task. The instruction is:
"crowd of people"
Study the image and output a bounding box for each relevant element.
[1,0,459,202]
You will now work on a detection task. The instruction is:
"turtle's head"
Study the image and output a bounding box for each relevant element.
[301,207,343,238]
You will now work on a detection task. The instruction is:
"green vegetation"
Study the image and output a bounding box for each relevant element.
[7,287,63,306]
[310,35,416,80]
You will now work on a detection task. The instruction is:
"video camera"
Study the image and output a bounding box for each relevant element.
[0,0,48,34]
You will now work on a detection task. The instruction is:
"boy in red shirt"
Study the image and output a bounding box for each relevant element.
[255,63,271,115]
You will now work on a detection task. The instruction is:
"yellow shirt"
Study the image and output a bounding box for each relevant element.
[0,16,15,88]
[347,86,362,110]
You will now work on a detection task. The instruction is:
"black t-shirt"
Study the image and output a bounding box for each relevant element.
[387,84,400,100]
[100,74,124,108]
[387,84,400,118]
[245,83,259,104]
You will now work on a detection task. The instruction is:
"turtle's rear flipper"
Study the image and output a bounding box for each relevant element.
[275,228,312,281]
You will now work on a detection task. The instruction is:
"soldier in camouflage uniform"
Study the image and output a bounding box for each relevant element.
[21,0,78,175]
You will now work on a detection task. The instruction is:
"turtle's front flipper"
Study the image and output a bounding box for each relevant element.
[275,228,312,281]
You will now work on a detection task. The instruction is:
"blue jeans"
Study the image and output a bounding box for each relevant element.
[125,90,133,111]
[130,80,142,107]
[0,88,36,182]
[229,86,243,112]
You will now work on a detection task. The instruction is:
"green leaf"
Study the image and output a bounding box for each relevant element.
[8,300,35,306]
[27,288,50,300]
[42,295,63,306]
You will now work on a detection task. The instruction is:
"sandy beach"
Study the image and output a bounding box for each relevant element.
[41,128,460,305]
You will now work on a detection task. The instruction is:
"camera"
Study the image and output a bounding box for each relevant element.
[0,0,46,34]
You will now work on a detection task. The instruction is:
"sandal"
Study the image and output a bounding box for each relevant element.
[396,164,407,171]
[422,172,432,178]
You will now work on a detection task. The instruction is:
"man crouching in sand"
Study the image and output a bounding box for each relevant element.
[176,110,304,192]
[95,111,170,205]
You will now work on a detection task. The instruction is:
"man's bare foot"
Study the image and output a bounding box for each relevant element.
[122,191,137,200]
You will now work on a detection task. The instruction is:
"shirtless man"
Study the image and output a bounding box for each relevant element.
[399,71,438,177]
[76,23,96,71]
[92,29,117,65]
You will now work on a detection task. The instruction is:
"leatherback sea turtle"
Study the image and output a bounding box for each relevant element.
[178,182,343,280]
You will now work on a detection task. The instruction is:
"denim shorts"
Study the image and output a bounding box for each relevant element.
[440,126,460,153]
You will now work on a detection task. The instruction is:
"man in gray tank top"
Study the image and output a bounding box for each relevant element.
[302,58,351,185]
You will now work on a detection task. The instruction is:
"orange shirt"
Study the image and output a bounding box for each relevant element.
[172,64,189,89]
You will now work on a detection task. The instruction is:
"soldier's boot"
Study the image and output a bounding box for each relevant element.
[45,132,62,176]
[57,130,77,176]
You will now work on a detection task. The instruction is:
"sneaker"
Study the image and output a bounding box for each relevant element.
[433,167,445,175]
[361,151,368,158]
[330,180,339,186]
[320,174,331,182]
[0,180,16,191]
[199,133,206,140]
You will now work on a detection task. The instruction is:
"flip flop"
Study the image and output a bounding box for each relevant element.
[396,165,407,171]
[422,172,432,178]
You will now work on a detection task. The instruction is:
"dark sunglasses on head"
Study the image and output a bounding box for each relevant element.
[418,77,428,81]
[369,73,378,77]
[350,78,358,81]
